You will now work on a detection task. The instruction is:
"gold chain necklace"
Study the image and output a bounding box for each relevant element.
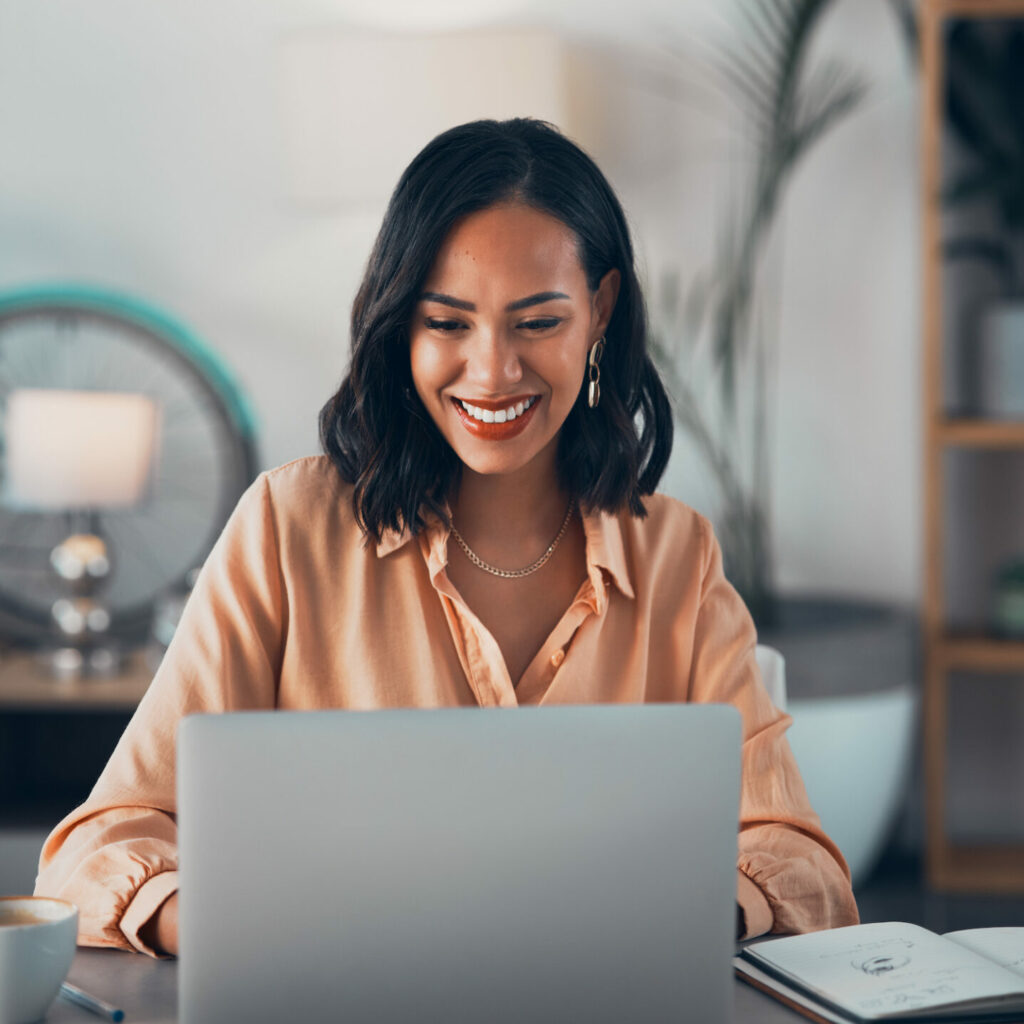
[450,501,575,580]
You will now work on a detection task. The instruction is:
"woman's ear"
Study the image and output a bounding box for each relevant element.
[592,268,621,340]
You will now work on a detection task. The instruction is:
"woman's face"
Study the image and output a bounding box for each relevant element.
[409,201,618,482]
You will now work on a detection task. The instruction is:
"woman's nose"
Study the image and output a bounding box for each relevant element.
[464,329,522,392]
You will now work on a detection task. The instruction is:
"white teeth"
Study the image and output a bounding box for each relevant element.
[458,396,535,423]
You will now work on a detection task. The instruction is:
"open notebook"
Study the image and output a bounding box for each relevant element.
[737,922,1024,1023]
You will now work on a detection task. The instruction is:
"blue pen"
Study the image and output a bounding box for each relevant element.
[59,982,125,1022]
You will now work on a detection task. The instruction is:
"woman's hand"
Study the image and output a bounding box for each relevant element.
[140,891,179,957]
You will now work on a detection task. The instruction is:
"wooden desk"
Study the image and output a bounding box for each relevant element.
[0,652,151,822]
[46,948,803,1022]
[49,949,176,1024]
[0,651,152,712]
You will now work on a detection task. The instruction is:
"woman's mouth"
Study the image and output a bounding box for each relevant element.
[451,395,539,440]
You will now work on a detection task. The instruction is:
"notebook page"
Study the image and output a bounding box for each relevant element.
[744,922,1024,1020]
[944,930,1024,978]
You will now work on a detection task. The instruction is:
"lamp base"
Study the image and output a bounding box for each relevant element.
[41,645,125,681]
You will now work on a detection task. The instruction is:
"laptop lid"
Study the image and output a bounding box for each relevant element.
[178,704,741,1024]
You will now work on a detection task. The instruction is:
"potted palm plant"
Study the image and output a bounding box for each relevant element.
[653,0,918,885]
[653,0,867,626]
[942,18,1024,418]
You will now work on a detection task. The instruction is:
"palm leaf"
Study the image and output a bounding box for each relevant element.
[788,63,868,165]
[946,23,1016,166]
[654,0,866,616]
[943,167,1008,208]
[886,0,918,66]
[735,2,785,71]
[942,20,1024,279]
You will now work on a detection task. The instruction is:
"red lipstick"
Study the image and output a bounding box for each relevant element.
[451,395,540,441]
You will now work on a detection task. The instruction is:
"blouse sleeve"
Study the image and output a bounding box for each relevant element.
[687,516,860,938]
[33,474,285,956]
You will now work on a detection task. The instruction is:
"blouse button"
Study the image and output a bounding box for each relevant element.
[550,649,565,668]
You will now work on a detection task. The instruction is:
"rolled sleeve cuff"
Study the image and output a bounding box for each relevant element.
[119,870,179,957]
[737,869,773,939]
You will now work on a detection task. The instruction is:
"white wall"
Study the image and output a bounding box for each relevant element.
[0,0,920,605]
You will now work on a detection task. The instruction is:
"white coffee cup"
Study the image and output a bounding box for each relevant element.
[0,897,78,1024]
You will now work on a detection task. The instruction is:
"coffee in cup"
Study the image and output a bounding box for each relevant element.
[0,897,78,1024]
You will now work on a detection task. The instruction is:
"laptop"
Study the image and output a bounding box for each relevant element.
[178,704,741,1023]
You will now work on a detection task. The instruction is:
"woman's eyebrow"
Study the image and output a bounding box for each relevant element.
[419,291,570,312]
[506,291,570,311]
[420,292,475,311]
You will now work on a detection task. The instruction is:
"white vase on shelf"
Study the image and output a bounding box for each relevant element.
[978,301,1024,419]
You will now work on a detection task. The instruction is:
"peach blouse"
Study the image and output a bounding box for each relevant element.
[35,455,858,955]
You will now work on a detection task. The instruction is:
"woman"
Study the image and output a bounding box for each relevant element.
[35,118,858,956]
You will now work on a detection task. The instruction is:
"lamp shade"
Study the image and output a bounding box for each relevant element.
[277,27,575,207]
[3,388,159,509]
[337,0,532,31]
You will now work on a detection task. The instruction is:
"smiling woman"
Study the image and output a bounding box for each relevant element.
[320,118,668,546]
[319,120,668,689]
[34,118,859,959]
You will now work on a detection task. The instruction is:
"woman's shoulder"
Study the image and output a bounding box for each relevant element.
[621,491,711,548]
[605,492,714,596]
[260,454,350,496]
[245,455,358,533]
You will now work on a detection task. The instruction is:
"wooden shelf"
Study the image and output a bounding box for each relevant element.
[938,418,1024,448]
[930,843,1024,892]
[0,651,153,711]
[938,635,1024,672]
[921,0,1024,894]
[928,0,1024,16]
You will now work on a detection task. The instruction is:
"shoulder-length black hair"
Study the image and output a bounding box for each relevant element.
[320,117,673,541]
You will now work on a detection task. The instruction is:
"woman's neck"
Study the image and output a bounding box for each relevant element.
[450,457,572,564]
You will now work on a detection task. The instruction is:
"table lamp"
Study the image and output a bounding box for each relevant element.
[3,388,159,677]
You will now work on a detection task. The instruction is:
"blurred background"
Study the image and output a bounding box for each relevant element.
[1,0,1022,928]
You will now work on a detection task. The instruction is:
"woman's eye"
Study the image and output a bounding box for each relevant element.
[518,317,561,332]
[425,318,464,333]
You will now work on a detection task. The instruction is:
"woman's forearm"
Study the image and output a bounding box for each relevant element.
[139,891,179,957]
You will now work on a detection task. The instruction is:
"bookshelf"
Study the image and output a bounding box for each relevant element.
[922,0,1024,891]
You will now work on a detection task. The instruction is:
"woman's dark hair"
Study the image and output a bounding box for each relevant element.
[319,117,673,541]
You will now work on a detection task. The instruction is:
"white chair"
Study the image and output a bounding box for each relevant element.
[755,643,787,710]
[753,641,916,886]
